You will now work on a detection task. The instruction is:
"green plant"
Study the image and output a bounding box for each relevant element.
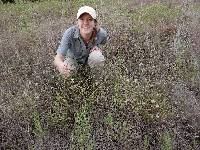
[174,48,199,82]
[143,134,150,150]
[70,100,93,149]
[161,131,173,150]
[32,110,44,137]
[104,113,113,126]
[47,92,69,127]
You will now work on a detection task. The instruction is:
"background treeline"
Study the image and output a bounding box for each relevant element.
[1,0,40,4]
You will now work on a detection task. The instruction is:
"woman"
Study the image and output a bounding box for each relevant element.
[54,6,108,77]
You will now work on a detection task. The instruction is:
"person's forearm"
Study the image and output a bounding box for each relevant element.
[54,54,64,67]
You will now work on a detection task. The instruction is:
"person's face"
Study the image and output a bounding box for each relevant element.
[78,13,95,35]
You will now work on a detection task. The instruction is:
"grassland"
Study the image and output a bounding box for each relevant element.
[0,0,200,149]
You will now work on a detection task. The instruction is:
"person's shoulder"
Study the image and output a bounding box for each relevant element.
[98,27,108,37]
[96,27,108,44]
[63,25,77,37]
[68,25,77,31]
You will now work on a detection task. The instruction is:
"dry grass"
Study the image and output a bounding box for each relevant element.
[0,0,200,149]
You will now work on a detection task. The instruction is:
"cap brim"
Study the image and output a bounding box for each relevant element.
[77,12,96,19]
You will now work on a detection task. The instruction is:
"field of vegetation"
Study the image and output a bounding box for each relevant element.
[0,0,200,149]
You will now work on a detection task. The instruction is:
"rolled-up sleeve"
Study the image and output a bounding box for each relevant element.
[57,27,73,55]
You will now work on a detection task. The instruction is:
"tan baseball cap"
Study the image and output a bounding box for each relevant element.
[77,6,97,19]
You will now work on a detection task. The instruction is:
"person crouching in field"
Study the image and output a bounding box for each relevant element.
[54,6,108,77]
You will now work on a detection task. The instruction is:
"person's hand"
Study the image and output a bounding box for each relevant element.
[57,62,72,76]
[90,46,102,52]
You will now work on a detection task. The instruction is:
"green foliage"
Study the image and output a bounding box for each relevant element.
[32,1,67,17]
[129,3,181,31]
[174,48,199,82]
[67,0,98,16]
[135,91,170,123]
[104,113,113,125]
[70,98,94,149]
[72,0,97,5]
[143,134,150,150]
[47,92,69,127]
[0,0,71,32]
[161,131,173,150]
[32,110,44,137]
[109,60,172,123]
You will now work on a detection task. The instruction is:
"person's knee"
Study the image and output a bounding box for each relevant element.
[88,50,105,68]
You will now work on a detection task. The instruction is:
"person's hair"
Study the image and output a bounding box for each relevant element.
[93,19,99,36]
